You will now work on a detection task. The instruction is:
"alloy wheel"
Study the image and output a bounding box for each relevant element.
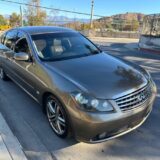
[46,99,66,136]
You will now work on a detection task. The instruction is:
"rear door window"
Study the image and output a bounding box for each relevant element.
[4,30,17,50]
[0,33,6,44]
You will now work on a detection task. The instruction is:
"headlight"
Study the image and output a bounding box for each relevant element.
[72,92,114,112]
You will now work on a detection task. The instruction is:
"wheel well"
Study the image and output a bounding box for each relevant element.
[42,92,53,112]
[42,92,63,112]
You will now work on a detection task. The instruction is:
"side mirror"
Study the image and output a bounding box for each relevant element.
[14,52,29,61]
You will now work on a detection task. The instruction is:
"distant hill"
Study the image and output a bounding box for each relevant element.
[97,12,145,22]
[47,16,89,25]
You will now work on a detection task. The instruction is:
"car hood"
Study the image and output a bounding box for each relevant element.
[44,53,148,99]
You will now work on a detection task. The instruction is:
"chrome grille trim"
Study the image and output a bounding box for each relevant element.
[115,84,151,112]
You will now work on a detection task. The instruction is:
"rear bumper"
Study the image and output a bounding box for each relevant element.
[70,84,157,143]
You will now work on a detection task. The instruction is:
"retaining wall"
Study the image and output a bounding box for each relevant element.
[139,35,160,53]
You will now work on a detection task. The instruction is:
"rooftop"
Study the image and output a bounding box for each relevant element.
[17,26,75,35]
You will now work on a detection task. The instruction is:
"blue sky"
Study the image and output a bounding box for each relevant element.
[0,0,160,18]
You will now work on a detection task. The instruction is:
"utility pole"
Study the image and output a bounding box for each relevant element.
[37,0,40,18]
[20,5,23,26]
[90,0,94,29]
[33,0,40,25]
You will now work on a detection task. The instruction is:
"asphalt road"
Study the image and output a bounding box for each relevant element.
[0,41,160,160]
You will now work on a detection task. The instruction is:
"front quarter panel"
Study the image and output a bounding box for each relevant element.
[32,61,81,105]
[30,61,83,124]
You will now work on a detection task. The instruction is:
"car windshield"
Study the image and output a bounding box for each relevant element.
[31,32,101,61]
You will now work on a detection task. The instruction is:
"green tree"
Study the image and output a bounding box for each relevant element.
[80,23,90,30]
[25,0,46,26]
[132,20,139,31]
[105,23,113,29]
[9,12,20,27]
[0,15,7,25]
[122,20,132,31]
[122,20,139,31]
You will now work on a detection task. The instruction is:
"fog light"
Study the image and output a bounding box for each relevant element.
[98,132,107,139]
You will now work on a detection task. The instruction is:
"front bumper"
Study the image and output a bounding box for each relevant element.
[69,83,157,143]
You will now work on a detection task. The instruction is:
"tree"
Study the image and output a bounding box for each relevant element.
[24,0,46,26]
[132,20,139,31]
[0,15,7,25]
[9,13,20,27]
[120,20,130,31]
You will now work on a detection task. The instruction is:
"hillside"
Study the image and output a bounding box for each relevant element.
[97,12,145,22]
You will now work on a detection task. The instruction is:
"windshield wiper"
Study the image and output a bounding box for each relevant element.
[92,50,101,54]
[85,44,101,55]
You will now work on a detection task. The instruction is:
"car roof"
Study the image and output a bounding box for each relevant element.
[16,26,76,35]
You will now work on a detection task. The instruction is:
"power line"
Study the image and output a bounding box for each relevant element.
[0,0,104,18]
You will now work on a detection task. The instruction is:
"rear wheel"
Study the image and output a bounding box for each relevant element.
[45,95,69,138]
[0,67,9,81]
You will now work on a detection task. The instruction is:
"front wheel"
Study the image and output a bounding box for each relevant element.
[45,95,69,138]
[0,67,9,81]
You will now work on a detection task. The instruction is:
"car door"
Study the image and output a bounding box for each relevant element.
[9,31,37,98]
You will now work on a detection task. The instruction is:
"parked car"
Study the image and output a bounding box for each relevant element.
[0,26,157,143]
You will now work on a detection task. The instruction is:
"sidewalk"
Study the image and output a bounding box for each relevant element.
[0,113,28,160]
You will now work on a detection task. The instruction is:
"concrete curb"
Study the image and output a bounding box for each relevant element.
[0,113,28,160]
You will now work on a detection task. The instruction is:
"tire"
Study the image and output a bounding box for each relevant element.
[0,67,9,81]
[45,95,70,138]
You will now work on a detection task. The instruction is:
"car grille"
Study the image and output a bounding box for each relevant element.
[115,84,151,112]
